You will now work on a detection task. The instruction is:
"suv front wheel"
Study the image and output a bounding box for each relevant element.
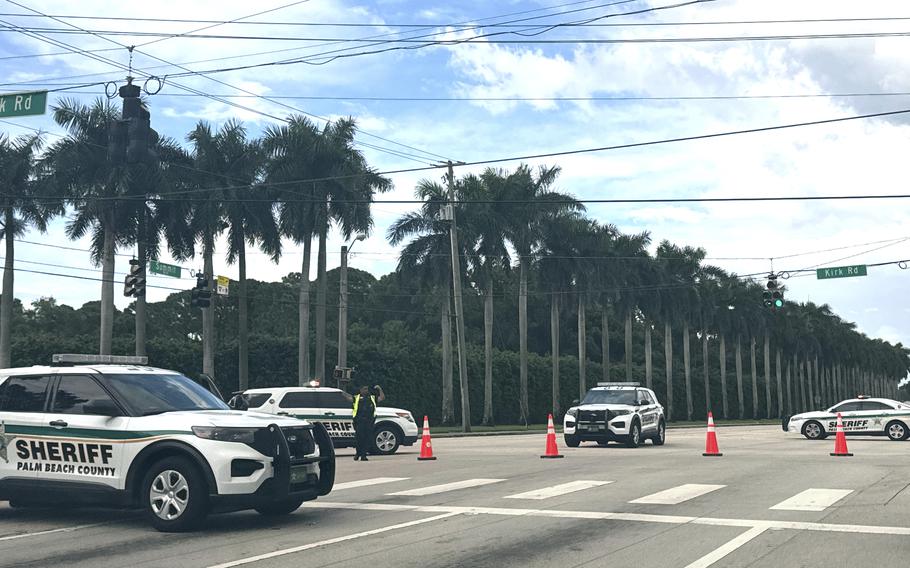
[141,456,209,532]
[626,421,642,448]
[372,424,402,455]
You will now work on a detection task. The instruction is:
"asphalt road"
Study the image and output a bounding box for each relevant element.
[1,425,909,568]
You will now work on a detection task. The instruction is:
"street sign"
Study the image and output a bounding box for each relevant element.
[816,265,868,280]
[217,275,230,295]
[149,260,181,278]
[0,90,47,118]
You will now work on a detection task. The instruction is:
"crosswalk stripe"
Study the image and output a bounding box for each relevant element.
[505,480,613,500]
[769,488,853,512]
[333,478,410,491]
[387,478,505,496]
[629,484,726,505]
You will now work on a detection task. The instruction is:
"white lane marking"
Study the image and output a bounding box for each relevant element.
[0,521,109,542]
[387,478,505,496]
[682,526,768,568]
[505,480,613,500]
[305,502,910,535]
[333,477,410,491]
[629,484,726,505]
[769,488,853,512]
[206,512,460,568]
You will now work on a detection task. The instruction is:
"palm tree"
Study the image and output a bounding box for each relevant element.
[0,133,57,366]
[470,169,513,425]
[306,118,391,383]
[389,177,472,425]
[263,116,319,384]
[45,98,139,355]
[504,164,580,425]
[610,232,652,383]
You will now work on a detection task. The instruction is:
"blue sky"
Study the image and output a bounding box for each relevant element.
[1,0,909,350]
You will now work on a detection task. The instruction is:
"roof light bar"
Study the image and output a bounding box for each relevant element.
[52,354,149,365]
[596,382,640,387]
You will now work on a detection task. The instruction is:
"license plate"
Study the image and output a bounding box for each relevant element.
[290,466,310,484]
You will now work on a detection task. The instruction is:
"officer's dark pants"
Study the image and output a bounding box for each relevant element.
[354,418,374,457]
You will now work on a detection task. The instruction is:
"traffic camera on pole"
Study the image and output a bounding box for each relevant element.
[123,259,145,298]
[191,274,212,309]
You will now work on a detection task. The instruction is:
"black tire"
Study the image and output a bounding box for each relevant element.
[626,421,642,448]
[885,420,908,441]
[254,497,305,516]
[802,420,827,441]
[564,434,580,448]
[140,456,209,532]
[371,423,402,455]
[651,420,666,446]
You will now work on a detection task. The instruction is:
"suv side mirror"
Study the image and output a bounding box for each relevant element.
[572,399,580,406]
[198,373,225,402]
[637,399,648,406]
[84,399,122,417]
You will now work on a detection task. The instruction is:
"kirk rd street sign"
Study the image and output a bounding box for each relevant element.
[0,90,47,118]
[816,265,868,280]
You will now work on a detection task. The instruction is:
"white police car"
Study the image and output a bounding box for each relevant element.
[0,355,335,532]
[785,396,910,441]
[237,386,419,455]
[563,383,666,448]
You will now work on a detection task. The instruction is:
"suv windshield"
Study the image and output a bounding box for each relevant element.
[103,373,228,416]
[582,390,638,405]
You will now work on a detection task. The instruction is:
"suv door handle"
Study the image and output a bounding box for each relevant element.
[49,420,68,428]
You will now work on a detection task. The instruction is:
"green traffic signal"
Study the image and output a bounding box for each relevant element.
[774,298,783,309]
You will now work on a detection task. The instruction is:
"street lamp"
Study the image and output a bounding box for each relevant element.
[337,235,365,387]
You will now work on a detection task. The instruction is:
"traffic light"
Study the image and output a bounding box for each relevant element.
[766,275,784,311]
[191,274,212,309]
[112,81,159,165]
[108,119,128,165]
[123,259,145,297]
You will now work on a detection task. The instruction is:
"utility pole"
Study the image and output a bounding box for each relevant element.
[442,161,471,432]
[337,235,364,386]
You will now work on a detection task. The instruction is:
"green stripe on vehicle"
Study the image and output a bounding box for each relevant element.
[5,425,191,440]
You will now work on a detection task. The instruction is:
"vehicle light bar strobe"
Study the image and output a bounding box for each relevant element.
[52,353,149,365]
[596,382,640,387]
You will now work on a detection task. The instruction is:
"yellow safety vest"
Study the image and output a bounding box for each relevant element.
[352,394,376,418]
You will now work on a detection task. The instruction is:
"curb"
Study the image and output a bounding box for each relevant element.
[433,422,777,438]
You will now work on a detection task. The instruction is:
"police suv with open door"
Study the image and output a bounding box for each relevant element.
[236,386,419,455]
[563,383,666,448]
[0,355,335,532]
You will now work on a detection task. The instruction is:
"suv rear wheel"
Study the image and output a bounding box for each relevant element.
[651,420,666,445]
[141,456,209,532]
[372,424,402,455]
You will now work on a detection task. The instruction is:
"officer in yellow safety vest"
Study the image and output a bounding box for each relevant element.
[347,385,385,461]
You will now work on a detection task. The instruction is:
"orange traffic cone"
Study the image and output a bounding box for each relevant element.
[540,413,564,459]
[830,412,853,457]
[417,415,437,461]
[703,412,723,456]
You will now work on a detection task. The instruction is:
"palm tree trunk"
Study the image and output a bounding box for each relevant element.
[814,356,820,407]
[624,312,633,381]
[794,353,802,411]
[99,225,115,356]
[441,287,454,424]
[202,235,215,376]
[702,331,711,415]
[315,229,328,382]
[785,361,792,416]
[750,337,758,418]
[298,237,312,385]
[551,296,560,417]
[135,211,147,358]
[644,323,653,390]
[798,359,806,410]
[602,309,610,382]
[775,349,783,418]
[664,321,673,421]
[806,355,814,409]
[578,293,587,400]
[483,278,494,426]
[763,331,771,418]
[519,257,529,426]
[238,242,249,391]
[735,335,744,418]
[0,209,15,368]
[719,334,728,418]
[683,321,692,421]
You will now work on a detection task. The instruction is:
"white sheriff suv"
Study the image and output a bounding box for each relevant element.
[563,383,666,448]
[785,396,910,441]
[236,386,419,455]
[0,355,335,532]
